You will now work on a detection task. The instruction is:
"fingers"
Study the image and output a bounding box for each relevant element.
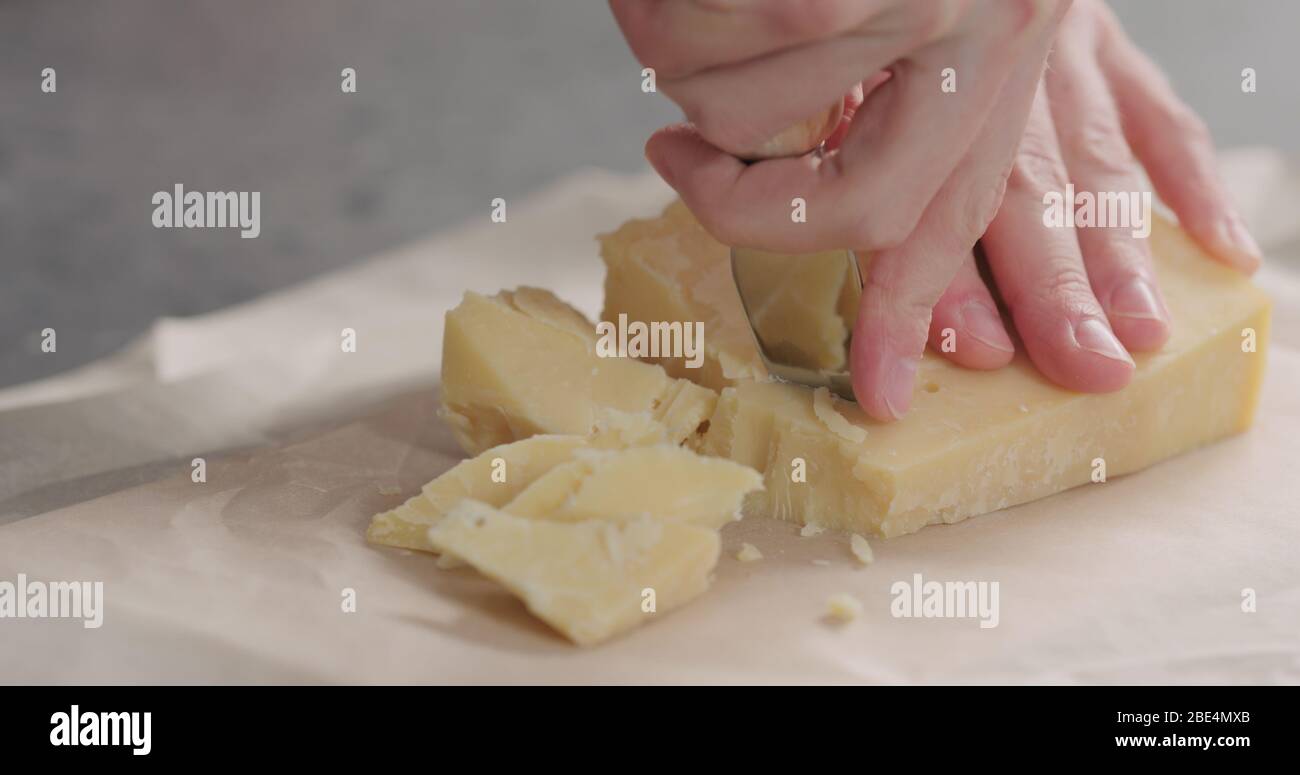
[850,6,1061,420]
[1046,19,1170,351]
[1095,10,1261,273]
[849,224,963,422]
[648,0,1049,255]
[928,253,1016,370]
[657,28,921,158]
[609,0,889,80]
[644,123,828,250]
[982,88,1135,394]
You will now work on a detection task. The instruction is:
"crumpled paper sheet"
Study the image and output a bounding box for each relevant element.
[2,155,1298,684]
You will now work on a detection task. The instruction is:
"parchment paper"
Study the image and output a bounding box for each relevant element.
[2,155,1298,684]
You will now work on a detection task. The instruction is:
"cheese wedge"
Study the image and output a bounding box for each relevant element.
[440,287,717,456]
[504,445,762,529]
[427,500,720,646]
[604,202,1271,537]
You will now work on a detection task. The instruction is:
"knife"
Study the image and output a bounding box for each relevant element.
[729,102,864,401]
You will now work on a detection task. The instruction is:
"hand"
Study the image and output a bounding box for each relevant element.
[612,0,1261,421]
[954,0,1262,398]
[611,0,1069,420]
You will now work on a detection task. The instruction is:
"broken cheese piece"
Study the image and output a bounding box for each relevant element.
[505,445,761,529]
[440,287,716,456]
[849,533,874,565]
[366,434,590,552]
[825,593,862,622]
[605,202,1271,537]
[369,438,762,554]
[427,500,720,646]
[812,387,867,443]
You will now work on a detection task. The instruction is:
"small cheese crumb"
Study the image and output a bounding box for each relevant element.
[825,593,862,622]
[799,523,825,537]
[736,542,763,562]
[376,483,403,496]
[812,387,867,443]
[850,533,874,565]
[436,553,467,570]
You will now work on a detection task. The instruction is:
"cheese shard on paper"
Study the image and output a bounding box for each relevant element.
[427,500,720,647]
[504,445,761,529]
[604,202,1271,537]
[369,438,761,552]
[366,434,589,552]
[825,593,862,622]
[440,287,716,456]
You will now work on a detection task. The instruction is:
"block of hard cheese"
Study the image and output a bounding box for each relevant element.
[600,202,767,390]
[441,287,716,456]
[603,202,1271,538]
[427,500,720,646]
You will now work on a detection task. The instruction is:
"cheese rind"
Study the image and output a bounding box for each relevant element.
[606,203,1272,538]
[427,501,720,647]
[440,287,716,456]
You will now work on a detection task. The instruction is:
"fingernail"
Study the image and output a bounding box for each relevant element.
[1215,215,1262,272]
[881,357,919,420]
[1108,277,1167,322]
[960,302,1015,353]
[1074,318,1134,365]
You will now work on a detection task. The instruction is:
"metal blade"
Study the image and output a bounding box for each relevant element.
[730,245,863,401]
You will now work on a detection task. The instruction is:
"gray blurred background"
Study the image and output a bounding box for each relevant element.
[3,0,1298,388]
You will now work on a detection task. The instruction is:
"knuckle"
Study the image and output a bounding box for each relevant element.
[1090,1,1119,33]
[1167,106,1214,147]
[693,205,743,248]
[1011,139,1068,194]
[1063,117,1136,177]
[685,107,759,157]
[1032,263,1093,311]
[625,40,671,78]
[996,0,1055,39]
[619,12,690,78]
[959,169,1010,239]
[909,0,964,44]
[864,275,935,336]
[850,201,920,250]
[764,0,854,40]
